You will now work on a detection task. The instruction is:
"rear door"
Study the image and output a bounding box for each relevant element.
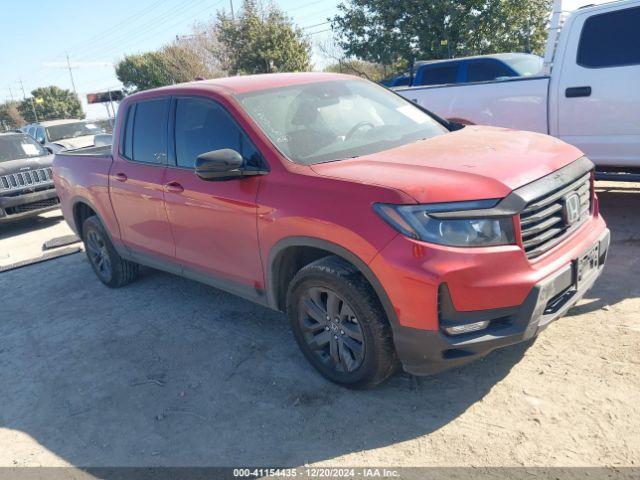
[414,62,461,86]
[553,4,640,168]
[109,97,177,270]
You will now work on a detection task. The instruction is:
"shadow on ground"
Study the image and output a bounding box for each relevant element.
[566,183,640,316]
[0,211,65,241]
[0,254,529,467]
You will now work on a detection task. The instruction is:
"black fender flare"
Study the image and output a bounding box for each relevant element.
[266,236,400,330]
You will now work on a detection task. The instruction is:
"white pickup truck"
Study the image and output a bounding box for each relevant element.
[396,0,640,180]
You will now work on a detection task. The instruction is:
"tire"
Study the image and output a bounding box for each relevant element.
[286,255,398,388]
[82,216,139,288]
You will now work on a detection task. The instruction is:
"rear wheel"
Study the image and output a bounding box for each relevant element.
[286,256,398,388]
[82,216,139,288]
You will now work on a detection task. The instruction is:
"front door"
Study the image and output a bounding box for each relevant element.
[109,97,176,268]
[555,4,640,168]
[162,96,265,296]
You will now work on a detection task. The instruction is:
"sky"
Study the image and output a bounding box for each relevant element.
[0,0,611,119]
[0,0,339,118]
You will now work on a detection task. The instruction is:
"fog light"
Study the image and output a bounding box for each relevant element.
[445,321,490,335]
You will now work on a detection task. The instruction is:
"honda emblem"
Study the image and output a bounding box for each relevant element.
[563,193,581,226]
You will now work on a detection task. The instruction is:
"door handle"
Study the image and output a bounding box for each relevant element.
[164,181,184,193]
[114,172,128,182]
[565,86,592,98]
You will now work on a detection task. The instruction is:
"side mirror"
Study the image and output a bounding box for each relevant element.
[45,146,54,154]
[195,149,244,180]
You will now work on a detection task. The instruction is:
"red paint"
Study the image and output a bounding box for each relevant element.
[53,73,607,333]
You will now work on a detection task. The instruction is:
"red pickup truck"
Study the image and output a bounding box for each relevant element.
[53,73,609,388]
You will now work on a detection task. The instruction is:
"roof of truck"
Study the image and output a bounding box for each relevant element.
[413,52,540,68]
[37,119,86,127]
[148,72,356,96]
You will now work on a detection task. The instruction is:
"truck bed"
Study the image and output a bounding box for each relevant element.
[52,148,119,238]
[395,76,550,134]
[58,144,112,157]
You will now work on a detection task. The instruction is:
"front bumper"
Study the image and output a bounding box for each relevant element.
[0,187,60,223]
[394,229,610,375]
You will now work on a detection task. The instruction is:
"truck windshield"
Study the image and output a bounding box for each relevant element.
[237,80,448,165]
[0,134,49,162]
[46,121,105,142]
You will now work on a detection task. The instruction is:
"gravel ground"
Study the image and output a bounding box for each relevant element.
[0,183,638,468]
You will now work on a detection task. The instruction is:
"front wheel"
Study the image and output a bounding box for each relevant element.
[82,216,139,288]
[286,256,398,388]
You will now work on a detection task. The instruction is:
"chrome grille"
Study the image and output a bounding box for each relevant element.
[520,172,592,259]
[0,168,53,193]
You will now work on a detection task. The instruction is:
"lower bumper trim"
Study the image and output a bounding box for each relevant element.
[394,228,611,376]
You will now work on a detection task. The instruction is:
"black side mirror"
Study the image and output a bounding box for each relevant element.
[195,149,245,180]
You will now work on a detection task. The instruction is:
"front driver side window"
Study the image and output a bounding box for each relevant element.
[174,97,264,169]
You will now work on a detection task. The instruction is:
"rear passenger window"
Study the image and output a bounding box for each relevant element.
[577,7,640,68]
[467,60,514,82]
[130,98,169,164]
[416,64,459,86]
[174,97,264,170]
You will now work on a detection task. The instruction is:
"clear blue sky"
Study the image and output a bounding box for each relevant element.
[0,0,339,118]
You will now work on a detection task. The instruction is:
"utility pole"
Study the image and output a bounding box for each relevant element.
[65,52,78,96]
[19,79,38,123]
[229,0,235,20]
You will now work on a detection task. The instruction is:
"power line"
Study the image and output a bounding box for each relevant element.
[70,0,212,60]
[77,0,225,61]
[301,21,331,30]
[307,28,333,36]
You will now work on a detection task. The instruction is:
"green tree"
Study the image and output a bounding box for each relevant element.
[331,0,551,67]
[18,86,84,123]
[215,0,312,74]
[115,38,222,92]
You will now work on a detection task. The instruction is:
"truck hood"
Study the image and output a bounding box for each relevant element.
[310,126,585,204]
[53,135,96,151]
[0,154,54,176]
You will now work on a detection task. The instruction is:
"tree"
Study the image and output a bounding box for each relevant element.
[214,0,312,75]
[115,37,222,92]
[0,101,26,131]
[331,0,551,68]
[323,59,387,82]
[18,86,84,123]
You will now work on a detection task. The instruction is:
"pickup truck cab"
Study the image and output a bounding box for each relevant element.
[0,132,59,223]
[385,53,543,88]
[28,119,109,154]
[396,0,640,178]
[53,73,609,387]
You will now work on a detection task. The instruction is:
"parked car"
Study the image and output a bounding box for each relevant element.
[53,73,609,388]
[93,118,114,134]
[383,53,543,88]
[0,132,59,223]
[396,0,640,179]
[27,119,109,153]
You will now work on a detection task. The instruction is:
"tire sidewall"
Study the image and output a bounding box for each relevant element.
[82,217,117,287]
[287,270,386,387]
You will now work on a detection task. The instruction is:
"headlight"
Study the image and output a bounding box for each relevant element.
[374,201,515,247]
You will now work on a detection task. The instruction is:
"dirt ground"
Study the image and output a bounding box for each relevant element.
[0,182,638,468]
